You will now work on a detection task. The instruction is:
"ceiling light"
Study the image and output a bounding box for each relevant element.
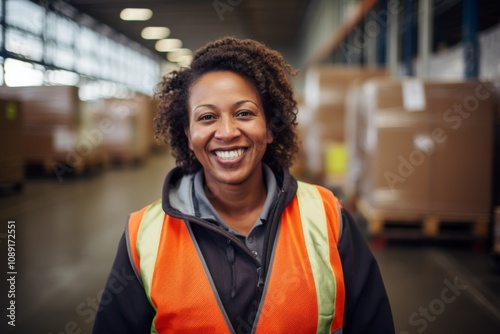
[155,38,182,52]
[177,55,193,67]
[120,8,153,21]
[141,26,170,40]
[167,48,193,62]
[46,70,80,86]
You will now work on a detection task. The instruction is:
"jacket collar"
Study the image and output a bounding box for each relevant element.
[161,165,297,218]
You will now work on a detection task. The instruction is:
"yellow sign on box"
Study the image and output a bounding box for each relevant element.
[6,101,18,120]
[325,142,347,176]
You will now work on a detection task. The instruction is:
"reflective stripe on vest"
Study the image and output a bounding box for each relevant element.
[127,182,345,334]
[297,181,337,332]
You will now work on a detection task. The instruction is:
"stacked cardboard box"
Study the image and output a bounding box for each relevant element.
[96,93,154,164]
[0,86,80,124]
[302,65,387,187]
[351,78,494,216]
[0,86,105,176]
[0,100,23,187]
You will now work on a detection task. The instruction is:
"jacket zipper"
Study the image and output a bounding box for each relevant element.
[259,188,285,293]
[167,186,286,294]
[167,208,262,266]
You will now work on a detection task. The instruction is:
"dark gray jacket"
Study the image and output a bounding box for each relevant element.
[93,166,394,334]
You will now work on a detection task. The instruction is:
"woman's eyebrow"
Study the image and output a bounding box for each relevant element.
[192,104,217,114]
[193,100,259,114]
[234,100,260,108]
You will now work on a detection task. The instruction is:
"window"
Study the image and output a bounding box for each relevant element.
[1,0,160,94]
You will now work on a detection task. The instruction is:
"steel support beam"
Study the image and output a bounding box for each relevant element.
[463,0,479,78]
[402,0,414,76]
[418,0,432,77]
[376,0,388,66]
[387,0,400,75]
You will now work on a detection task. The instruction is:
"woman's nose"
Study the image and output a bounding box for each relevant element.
[214,116,240,141]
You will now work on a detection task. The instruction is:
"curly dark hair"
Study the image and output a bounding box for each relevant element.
[154,37,299,174]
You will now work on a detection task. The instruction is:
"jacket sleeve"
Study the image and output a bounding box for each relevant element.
[92,233,155,334]
[338,208,395,334]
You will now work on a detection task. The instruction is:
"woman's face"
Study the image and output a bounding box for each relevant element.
[186,70,272,188]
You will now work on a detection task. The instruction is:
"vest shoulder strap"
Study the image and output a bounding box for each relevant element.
[295,181,345,333]
[296,181,343,241]
[126,200,164,299]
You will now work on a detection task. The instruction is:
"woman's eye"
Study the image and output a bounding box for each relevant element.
[198,114,215,121]
[237,110,253,117]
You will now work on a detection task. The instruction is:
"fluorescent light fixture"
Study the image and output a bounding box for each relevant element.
[155,38,182,52]
[45,70,80,86]
[120,8,153,21]
[177,55,193,67]
[79,81,130,101]
[167,48,192,62]
[141,26,170,39]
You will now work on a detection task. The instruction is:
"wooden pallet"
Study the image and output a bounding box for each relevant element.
[104,151,149,167]
[25,154,105,180]
[357,197,490,239]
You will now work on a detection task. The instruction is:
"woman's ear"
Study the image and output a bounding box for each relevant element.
[266,128,273,144]
[184,127,193,150]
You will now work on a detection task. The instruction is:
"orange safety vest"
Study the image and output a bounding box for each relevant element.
[127,181,345,334]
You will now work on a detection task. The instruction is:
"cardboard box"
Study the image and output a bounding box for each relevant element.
[305,65,388,109]
[0,86,106,173]
[302,66,388,183]
[0,86,80,125]
[97,94,154,162]
[305,65,388,141]
[358,80,434,212]
[354,78,495,215]
[22,124,105,175]
[431,82,494,214]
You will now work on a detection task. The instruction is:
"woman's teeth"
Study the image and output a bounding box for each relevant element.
[215,149,244,160]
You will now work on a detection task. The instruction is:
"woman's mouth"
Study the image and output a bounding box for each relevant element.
[213,149,246,161]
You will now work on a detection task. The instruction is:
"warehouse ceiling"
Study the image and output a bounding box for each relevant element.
[29,0,500,67]
[55,0,312,64]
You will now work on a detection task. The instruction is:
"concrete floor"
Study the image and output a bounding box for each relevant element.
[1,152,500,334]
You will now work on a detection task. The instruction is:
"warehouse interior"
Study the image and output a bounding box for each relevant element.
[1,0,500,333]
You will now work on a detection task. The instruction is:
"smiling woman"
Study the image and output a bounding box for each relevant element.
[186,71,273,234]
[155,37,298,175]
[93,37,395,334]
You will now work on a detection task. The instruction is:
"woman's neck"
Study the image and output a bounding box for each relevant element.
[204,168,267,234]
